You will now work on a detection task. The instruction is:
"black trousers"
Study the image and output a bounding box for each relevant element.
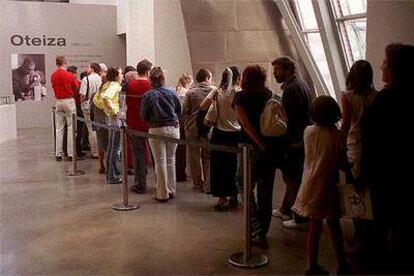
[251,138,287,237]
[210,128,240,197]
[175,124,187,181]
[75,104,85,154]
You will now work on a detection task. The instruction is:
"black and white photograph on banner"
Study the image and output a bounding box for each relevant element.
[11,53,46,102]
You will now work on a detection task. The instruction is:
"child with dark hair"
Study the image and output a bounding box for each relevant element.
[292,95,350,274]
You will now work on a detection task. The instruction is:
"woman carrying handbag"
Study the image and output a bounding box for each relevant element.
[200,67,241,211]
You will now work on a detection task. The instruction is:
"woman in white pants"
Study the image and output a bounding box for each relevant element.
[141,67,182,202]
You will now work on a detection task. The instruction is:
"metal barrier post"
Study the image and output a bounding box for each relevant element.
[228,145,268,269]
[65,113,85,176]
[112,126,139,211]
[48,107,57,155]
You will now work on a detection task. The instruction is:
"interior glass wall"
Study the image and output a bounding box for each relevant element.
[293,0,334,94]
[331,0,367,67]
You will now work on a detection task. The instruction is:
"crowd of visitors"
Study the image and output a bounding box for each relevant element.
[50,42,414,274]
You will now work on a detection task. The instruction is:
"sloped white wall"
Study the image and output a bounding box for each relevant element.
[154,0,193,86]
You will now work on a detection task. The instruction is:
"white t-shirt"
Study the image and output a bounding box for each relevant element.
[206,86,241,132]
[79,72,102,111]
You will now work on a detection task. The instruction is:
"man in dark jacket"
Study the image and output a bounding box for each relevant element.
[271,57,312,230]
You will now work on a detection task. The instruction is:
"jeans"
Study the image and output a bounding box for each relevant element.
[148,126,180,200]
[106,117,121,183]
[55,98,76,157]
[129,134,147,191]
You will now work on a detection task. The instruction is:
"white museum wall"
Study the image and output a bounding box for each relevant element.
[0,1,125,128]
[70,0,116,5]
[116,0,193,87]
[154,0,193,86]
[366,0,414,89]
[0,105,17,144]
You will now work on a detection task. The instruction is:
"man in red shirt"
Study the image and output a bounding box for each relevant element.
[51,56,79,161]
[127,59,152,193]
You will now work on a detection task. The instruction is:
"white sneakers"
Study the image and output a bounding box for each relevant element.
[272,208,309,231]
[271,208,291,220]
[282,219,309,231]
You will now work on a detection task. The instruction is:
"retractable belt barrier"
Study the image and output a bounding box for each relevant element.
[51,107,268,269]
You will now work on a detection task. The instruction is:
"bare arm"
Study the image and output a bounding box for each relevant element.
[200,89,219,111]
[235,105,265,151]
[200,97,213,111]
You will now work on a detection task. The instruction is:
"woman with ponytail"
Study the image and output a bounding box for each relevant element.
[200,66,241,211]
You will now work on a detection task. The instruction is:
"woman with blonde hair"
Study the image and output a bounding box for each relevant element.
[176,73,193,100]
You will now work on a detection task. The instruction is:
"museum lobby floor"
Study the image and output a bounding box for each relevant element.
[0,128,344,275]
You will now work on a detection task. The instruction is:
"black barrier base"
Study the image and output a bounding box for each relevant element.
[65,170,85,176]
[112,203,139,211]
[228,252,268,269]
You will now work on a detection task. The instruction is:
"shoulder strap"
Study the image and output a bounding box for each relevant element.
[86,76,90,99]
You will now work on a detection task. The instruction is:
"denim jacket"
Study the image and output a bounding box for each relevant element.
[140,86,182,128]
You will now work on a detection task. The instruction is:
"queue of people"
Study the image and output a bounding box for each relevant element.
[50,42,414,274]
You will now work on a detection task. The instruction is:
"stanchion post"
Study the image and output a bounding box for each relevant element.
[243,145,252,262]
[49,107,57,155]
[112,126,139,211]
[65,113,85,176]
[228,145,268,269]
[53,107,56,154]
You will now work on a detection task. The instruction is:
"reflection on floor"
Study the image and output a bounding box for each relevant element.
[0,128,348,275]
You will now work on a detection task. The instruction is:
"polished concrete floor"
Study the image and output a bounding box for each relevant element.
[0,128,349,275]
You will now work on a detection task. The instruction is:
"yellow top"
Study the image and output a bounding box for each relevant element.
[94,81,121,117]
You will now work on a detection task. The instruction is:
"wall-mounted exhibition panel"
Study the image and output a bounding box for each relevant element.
[0,1,125,128]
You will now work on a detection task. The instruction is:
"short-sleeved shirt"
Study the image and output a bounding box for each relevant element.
[79,72,102,99]
[205,87,241,132]
[51,68,79,99]
[126,78,151,131]
[233,88,272,144]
